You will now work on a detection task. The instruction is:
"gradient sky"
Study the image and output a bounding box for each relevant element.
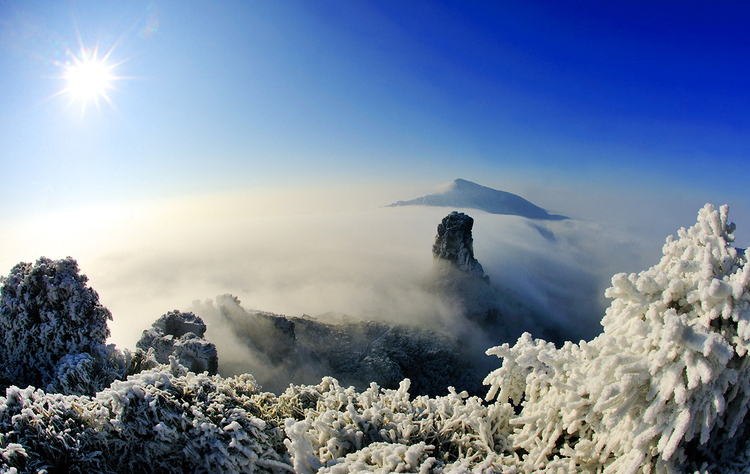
[2,0,749,224]
[3,0,750,349]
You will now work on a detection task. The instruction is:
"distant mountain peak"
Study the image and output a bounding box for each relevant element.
[452,178,475,188]
[387,179,567,220]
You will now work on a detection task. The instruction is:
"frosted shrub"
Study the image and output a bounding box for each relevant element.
[94,362,291,473]
[0,361,292,473]
[45,344,133,396]
[0,257,121,394]
[0,385,110,473]
[281,377,514,473]
[484,204,750,472]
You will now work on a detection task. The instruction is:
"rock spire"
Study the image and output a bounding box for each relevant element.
[432,211,488,281]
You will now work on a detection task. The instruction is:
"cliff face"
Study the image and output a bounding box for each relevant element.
[429,212,503,335]
[190,212,503,396]
[432,211,488,281]
[183,211,565,396]
[428,211,571,347]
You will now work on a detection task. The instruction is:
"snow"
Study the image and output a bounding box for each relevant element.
[483,204,750,472]
[282,377,513,472]
[2,203,750,472]
[0,257,126,395]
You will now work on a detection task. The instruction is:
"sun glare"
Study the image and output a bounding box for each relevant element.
[62,48,116,112]
[67,61,111,99]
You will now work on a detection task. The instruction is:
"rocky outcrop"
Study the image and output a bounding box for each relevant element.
[137,310,218,375]
[215,294,296,365]
[433,211,488,281]
[190,212,565,396]
[200,297,483,397]
[429,212,570,346]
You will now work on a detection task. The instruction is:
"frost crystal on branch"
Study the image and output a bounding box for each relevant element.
[281,377,514,473]
[484,204,750,472]
[0,367,291,473]
[0,257,121,393]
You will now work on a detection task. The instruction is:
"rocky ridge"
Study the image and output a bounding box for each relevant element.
[194,210,567,396]
[206,295,482,396]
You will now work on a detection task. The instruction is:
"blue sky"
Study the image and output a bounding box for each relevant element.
[1,0,749,221]
[2,0,750,346]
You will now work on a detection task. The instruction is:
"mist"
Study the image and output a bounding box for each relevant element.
[2,180,746,388]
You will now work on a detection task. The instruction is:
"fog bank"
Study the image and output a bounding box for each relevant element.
[2,182,744,354]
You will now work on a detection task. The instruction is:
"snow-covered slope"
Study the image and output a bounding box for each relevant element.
[387,178,568,220]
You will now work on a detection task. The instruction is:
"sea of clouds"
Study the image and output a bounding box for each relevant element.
[1,180,747,360]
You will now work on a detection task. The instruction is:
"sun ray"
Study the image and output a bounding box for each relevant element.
[62,46,115,113]
[53,36,133,116]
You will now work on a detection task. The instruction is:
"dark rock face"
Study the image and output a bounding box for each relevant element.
[154,312,207,339]
[207,296,483,397]
[360,326,481,396]
[137,310,218,375]
[428,212,571,348]
[195,211,571,397]
[215,294,296,365]
[433,211,488,281]
[196,210,576,397]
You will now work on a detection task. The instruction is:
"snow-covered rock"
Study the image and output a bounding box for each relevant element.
[137,310,219,375]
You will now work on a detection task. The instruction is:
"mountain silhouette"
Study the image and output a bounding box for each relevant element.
[387,179,568,220]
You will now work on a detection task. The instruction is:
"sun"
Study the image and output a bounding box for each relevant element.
[61,47,117,112]
[66,59,112,100]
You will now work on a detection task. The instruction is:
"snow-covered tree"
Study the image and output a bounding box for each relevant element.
[0,257,129,394]
[484,203,750,472]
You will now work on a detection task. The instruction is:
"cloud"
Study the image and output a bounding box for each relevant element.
[2,181,742,363]
[472,215,652,340]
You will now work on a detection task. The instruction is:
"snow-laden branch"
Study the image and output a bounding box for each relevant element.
[484,204,750,472]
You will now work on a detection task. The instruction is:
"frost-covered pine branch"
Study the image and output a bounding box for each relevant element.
[484,204,750,473]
